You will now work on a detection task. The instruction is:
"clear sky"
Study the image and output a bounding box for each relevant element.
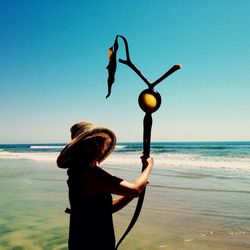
[1,0,250,143]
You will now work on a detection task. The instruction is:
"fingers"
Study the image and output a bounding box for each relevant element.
[140,156,154,168]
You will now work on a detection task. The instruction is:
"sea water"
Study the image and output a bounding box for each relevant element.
[0,142,250,249]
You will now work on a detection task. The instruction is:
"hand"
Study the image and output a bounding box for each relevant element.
[140,156,154,168]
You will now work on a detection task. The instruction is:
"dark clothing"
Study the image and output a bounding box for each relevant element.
[67,165,121,250]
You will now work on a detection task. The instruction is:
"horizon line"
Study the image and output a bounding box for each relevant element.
[1,140,250,145]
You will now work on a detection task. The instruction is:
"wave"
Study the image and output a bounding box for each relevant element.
[105,152,250,171]
[0,151,57,162]
[32,145,128,150]
[30,146,65,149]
[115,145,126,149]
[0,149,250,171]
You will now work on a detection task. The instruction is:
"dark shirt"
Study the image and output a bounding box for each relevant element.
[67,165,121,250]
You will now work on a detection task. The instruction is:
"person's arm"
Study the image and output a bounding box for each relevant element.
[113,157,154,198]
[112,195,134,213]
[81,156,153,198]
[111,157,153,212]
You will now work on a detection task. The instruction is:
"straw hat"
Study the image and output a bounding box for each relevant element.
[57,121,116,168]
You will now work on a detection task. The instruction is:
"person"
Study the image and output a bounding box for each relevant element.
[57,121,153,250]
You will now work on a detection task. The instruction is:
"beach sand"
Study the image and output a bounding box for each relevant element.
[111,164,250,250]
[0,157,250,249]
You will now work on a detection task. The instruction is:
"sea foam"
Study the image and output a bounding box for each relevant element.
[30,145,64,149]
[105,152,250,171]
[0,151,57,162]
[1,150,250,171]
[1,142,250,171]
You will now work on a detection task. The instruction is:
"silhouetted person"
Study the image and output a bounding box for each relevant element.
[57,121,153,250]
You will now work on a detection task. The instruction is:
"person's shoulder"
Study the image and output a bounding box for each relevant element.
[94,166,114,179]
[67,164,93,176]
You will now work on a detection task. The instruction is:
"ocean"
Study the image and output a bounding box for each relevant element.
[0,142,250,249]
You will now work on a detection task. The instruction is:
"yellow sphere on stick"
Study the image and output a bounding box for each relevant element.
[142,93,157,110]
[138,89,161,113]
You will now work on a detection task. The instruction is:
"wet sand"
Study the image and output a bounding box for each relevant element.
[0,159,250,249]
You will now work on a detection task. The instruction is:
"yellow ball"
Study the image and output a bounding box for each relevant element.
[138,89,161,113]
[141,93,157,110]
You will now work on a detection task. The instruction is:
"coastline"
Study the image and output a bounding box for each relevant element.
[0,142,250,249]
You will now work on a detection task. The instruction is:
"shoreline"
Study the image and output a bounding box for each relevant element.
[0,150,250,249]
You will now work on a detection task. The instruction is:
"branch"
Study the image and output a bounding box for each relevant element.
[151,64,182,88]
[119,58,150,87]
[118,35,151,87]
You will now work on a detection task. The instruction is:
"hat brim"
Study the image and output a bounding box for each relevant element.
[57,127,116,168]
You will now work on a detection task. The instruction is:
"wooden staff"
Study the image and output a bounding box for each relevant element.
[106,35,181,249]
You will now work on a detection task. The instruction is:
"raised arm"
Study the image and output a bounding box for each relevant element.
[117,156,153,196]
[80,157,154,198]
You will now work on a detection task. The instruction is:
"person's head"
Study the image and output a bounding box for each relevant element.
[72,136,107,165]
[57,121,116,168]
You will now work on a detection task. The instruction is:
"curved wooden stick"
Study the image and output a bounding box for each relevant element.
[115,113,152,249]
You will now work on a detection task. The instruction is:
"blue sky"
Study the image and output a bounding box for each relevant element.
[0,0,250,143]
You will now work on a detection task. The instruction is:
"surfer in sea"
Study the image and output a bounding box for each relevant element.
[57,120,153,250]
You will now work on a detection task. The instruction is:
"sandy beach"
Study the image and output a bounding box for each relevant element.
[0,142,250,249]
